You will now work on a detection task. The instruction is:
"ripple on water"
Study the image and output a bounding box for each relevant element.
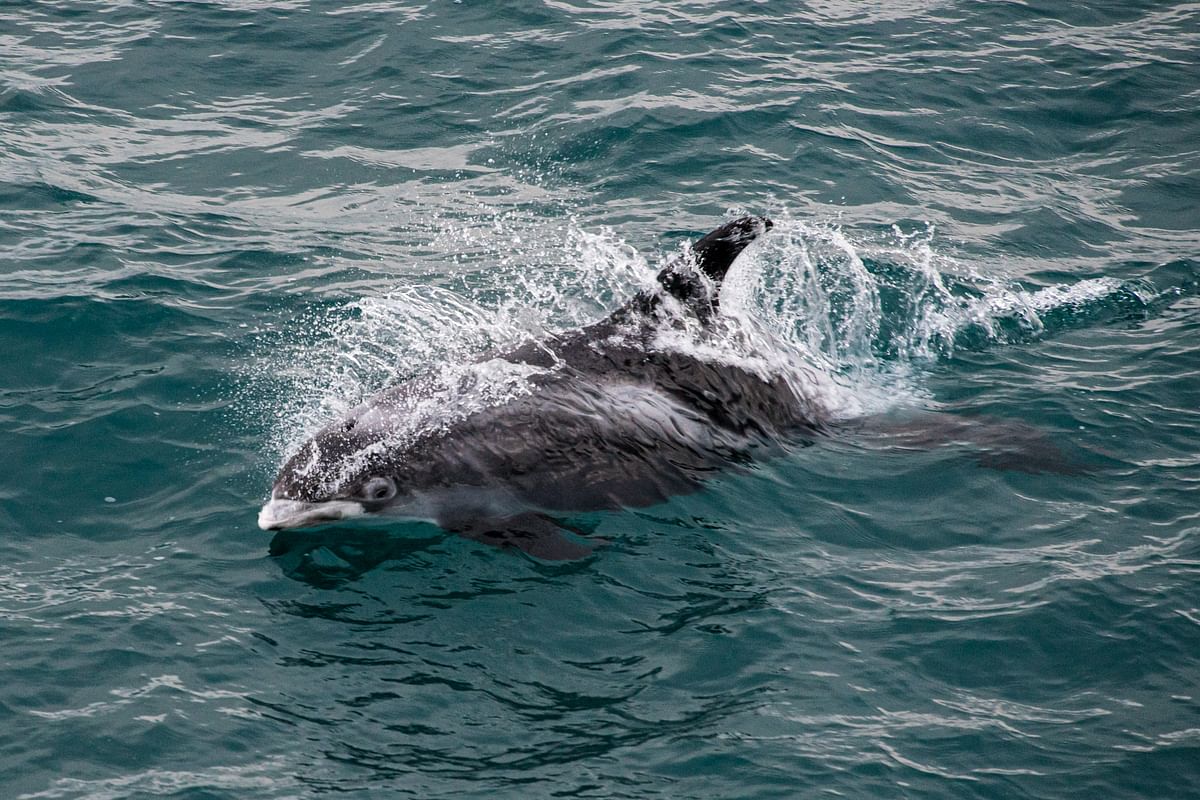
[2,0,1200,798]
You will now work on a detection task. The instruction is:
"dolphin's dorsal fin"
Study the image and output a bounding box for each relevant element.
[513,216,776,348]
[655,215,773,311]
[688,215,773,283]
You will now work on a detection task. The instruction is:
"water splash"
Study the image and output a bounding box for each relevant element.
[721,216,1152,413]
[252,212,1152,463]
[250,214,655,462]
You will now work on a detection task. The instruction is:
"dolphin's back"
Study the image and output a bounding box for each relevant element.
[262,217,803,552]
[397,327,815,519]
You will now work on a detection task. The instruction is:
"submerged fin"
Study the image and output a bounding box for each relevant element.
[656,216,773,312]
[445,512,600,561]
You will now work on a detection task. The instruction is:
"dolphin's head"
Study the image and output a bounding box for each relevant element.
[257,400,414,531]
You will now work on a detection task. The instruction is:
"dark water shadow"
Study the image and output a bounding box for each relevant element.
[268,515,612,589]
[268,523,445,588]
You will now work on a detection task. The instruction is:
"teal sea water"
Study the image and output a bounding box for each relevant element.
[2,2,1199,797]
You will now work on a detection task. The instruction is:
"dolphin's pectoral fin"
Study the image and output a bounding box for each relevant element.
[444,513,601,561]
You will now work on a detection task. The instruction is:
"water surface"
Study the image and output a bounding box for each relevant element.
[2,2,1198,798]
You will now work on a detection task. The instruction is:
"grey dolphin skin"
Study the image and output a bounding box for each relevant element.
[258,217,818,558]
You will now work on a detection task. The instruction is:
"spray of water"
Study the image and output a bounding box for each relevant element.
[250,211,1150,464]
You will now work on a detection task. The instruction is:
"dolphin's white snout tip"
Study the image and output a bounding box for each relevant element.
[257,498,365,531]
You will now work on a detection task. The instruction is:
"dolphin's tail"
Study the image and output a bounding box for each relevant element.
[844,411,1092,475]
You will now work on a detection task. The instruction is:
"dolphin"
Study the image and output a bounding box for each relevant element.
[257,216,1078,559]
[258,216,828,558]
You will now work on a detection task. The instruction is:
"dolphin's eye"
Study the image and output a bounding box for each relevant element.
[361,476,396,502]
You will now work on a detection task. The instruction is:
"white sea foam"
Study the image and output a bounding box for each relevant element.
[18,759,299,800]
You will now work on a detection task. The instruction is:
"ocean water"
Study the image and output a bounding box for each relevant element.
[2,1,1199,797]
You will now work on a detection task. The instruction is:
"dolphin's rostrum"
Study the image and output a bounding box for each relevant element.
[259,217,820,558]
